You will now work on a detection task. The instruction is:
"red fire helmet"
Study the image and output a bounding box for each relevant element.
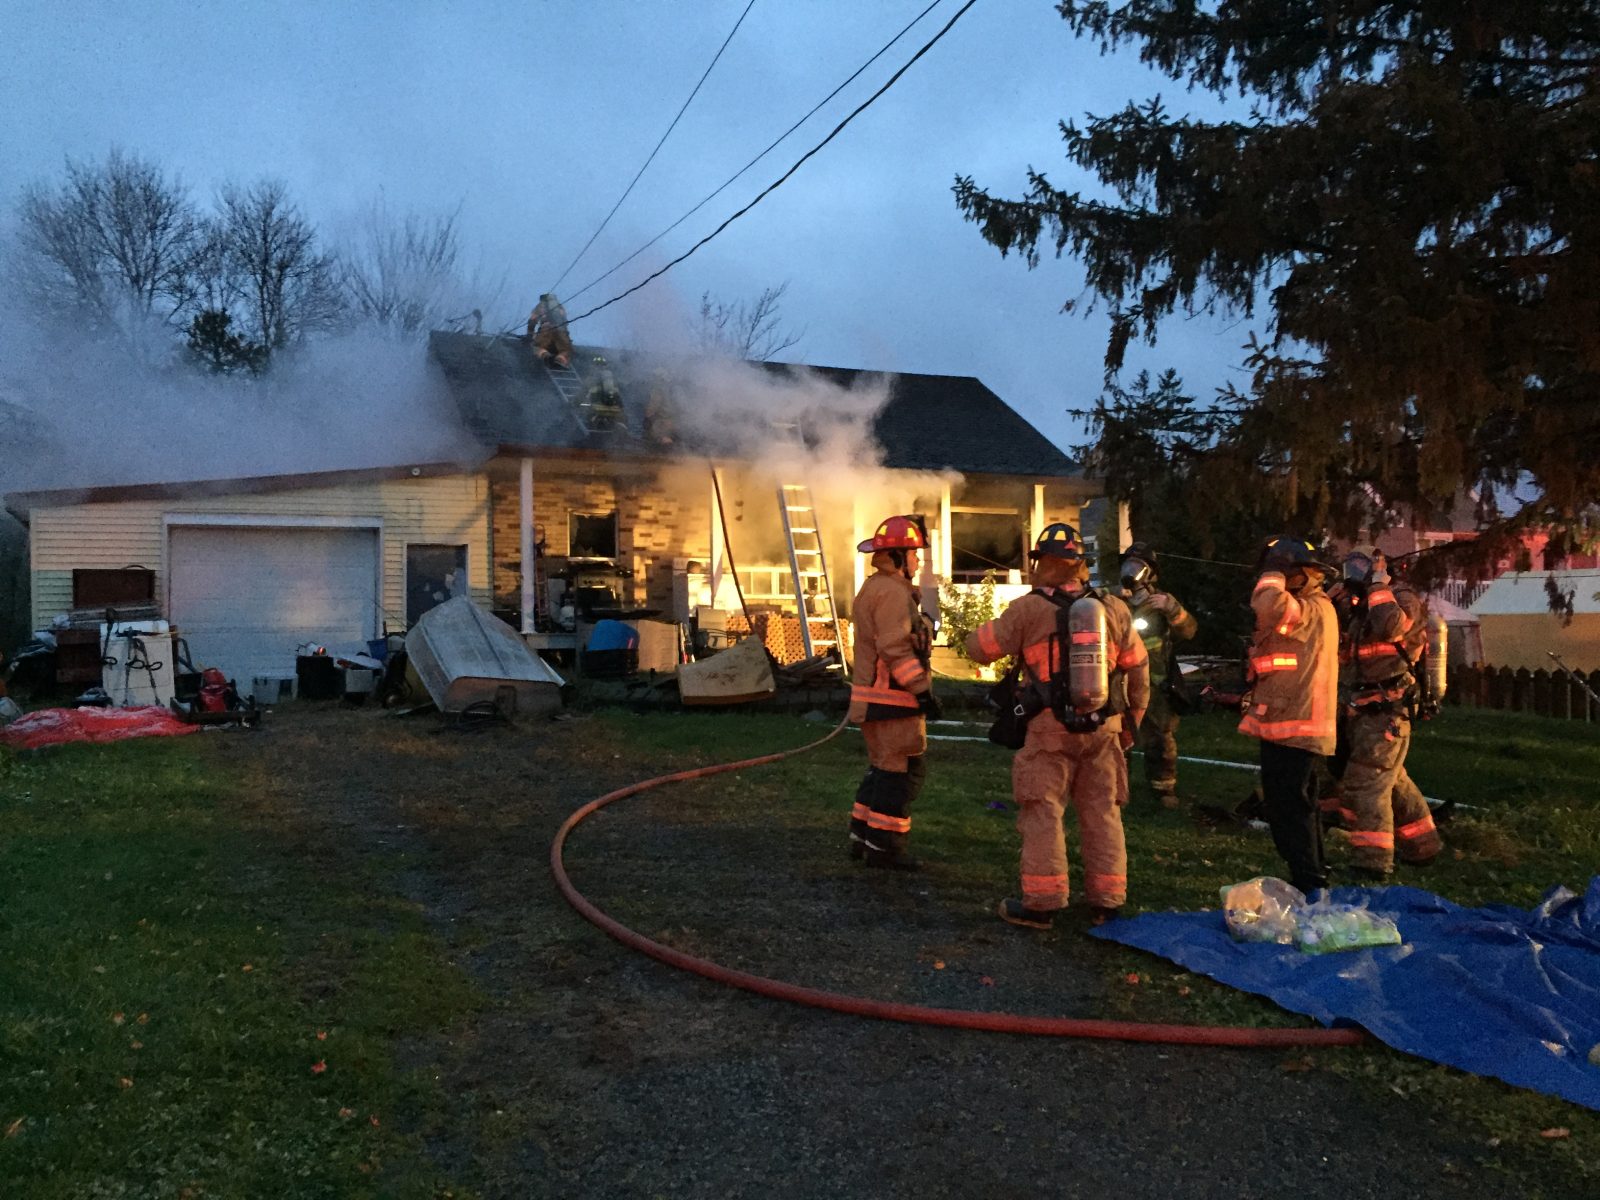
[857,515,927,554]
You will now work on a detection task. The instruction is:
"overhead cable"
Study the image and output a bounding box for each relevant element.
[562,0,982,329]
[550,0,760,292]
[565,0,947,305]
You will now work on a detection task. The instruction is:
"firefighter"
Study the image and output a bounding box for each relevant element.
[1117,541,1198,808]
[527,293,573,368]
[846,515,940,870]
[584,356,625,430]
[1331,550,1443,877]
[966,523,1149,928]
[1238,537,1340,895]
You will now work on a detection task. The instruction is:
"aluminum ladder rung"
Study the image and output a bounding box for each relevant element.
[777,482,849,672]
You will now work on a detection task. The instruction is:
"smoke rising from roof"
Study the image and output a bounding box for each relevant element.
[0,301,479,500]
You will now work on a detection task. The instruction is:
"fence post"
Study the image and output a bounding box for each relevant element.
[1532,669,1553,718]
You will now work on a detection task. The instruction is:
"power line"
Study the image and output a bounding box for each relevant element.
[565,0,946,306]
[562,0,982,330]
[550,0,759,292]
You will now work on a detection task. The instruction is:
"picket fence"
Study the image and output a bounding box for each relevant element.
[1448,665,1600,722]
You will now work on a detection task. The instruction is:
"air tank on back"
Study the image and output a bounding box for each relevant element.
[1425,611,1448,701]
[1067,595,1110,712]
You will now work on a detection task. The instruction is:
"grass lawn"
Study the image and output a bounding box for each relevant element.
[0,737,478,1199]
[1,701,1596,1196]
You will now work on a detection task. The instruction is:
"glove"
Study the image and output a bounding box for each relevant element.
[916,690,944,721]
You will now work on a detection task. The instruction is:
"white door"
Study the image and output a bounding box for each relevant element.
[168,524,379,683]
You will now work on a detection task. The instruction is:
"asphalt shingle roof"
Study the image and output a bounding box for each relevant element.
[427,331,1079,478]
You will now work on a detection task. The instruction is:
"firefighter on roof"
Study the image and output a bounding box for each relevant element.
[1239,537,1340,895]
[527,292,573,368]
[966,523,1150,929]
[1116,541,1198,808]
[846,515,940,871]
[1329,549,1444,877]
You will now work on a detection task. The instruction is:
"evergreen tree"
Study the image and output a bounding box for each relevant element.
[956,2,1600,579]
[185,308,266,375]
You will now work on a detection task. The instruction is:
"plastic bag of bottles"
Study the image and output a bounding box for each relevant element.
[1220,877,1306,945]
[1295,904,1402,954]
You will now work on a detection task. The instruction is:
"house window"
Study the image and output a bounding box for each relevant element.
[570,510,618,559]
[406,544,468,625]
[950,511,1024,579]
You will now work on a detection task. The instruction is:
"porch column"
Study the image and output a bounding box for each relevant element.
[852,493,866,598]
[710,466,726,608]
[519,457,535,634]
[938,481,953,580]
[1117,500,1132,553]
[1033,483,1046,544]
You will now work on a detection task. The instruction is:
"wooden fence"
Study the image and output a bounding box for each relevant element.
[1448,665,1600,722]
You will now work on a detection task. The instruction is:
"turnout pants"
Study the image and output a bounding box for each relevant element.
[1339,710,1442,872]
[1138,685,1180,795]
[850,716,928,854]
[1259,741,1328,895]
[1013,728,1129,911]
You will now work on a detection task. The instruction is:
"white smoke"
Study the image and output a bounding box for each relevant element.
[0,303,479,499]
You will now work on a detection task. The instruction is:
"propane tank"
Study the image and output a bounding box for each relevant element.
[1424,611,1448,701]
[1066,595,1110,713]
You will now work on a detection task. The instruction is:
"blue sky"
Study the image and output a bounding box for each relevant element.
[2,0,1248,456]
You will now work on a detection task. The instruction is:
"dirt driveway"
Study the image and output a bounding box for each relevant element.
[214,706,1516,1199]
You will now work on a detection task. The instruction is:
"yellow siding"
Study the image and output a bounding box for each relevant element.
[29,474,491,628]
[1478,613,1600,673]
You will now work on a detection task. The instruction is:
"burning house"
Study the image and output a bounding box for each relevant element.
[5,331,1096,685]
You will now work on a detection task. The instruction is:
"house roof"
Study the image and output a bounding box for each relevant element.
[427,331,1080,478]
[1472,569,1600,616]
[4,459,485,520]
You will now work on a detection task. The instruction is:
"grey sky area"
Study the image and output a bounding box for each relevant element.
[2,0,1247,474]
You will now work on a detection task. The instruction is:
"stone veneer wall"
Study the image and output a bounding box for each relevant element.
[489,465,712,614]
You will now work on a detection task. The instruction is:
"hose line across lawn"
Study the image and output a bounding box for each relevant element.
[550,720,1366,1049]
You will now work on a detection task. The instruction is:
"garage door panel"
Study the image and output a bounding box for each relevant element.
[169,525,378,683]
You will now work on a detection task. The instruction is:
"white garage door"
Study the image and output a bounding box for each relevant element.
[168,524,379,683]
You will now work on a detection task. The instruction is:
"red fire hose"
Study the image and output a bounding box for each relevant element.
[551,723,1367,1048]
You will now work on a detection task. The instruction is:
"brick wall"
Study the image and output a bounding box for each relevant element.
[489,465,711,613]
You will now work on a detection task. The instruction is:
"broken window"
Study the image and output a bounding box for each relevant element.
[569,510,618,559]
[949,511,1024,580]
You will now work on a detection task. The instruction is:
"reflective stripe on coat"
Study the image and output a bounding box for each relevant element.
[1238,572,1338,754]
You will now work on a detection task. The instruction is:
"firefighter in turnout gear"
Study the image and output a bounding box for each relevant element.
[1330,551,1443,877]
[847,515,940,870]
[527,293,573,368]
[1116,542,1198,808]
[966,523,1150,928]
[1239,537,1340,895]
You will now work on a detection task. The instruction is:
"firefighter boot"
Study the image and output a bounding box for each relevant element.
[848,769,876,861]
[998,899,1054,930]
[864,769,919,871]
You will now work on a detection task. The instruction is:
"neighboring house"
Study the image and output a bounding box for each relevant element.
[4,332,1096,684]
[1471,570,1600,672]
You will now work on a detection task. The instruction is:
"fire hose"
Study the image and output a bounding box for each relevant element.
[551,718,1367,1048]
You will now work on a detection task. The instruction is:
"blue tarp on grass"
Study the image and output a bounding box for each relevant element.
[1090,878,1600,1111]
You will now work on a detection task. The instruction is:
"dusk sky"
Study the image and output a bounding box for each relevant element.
[2,0,1248,458]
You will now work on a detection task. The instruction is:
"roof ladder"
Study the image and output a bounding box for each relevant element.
[539,357,625,434]
[538,358,593,433]
[777,483,849,672]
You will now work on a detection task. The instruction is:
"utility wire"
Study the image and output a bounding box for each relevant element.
[550,0,759,292]
[565,0,946,305]
[561,0,982,329]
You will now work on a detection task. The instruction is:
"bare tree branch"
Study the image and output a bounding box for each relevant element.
[695,282,804,360]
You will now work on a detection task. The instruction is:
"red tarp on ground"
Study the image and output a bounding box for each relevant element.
[0,705,200,750]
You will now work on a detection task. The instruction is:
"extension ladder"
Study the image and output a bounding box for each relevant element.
[540,357,623,434]
[777,483,849,671]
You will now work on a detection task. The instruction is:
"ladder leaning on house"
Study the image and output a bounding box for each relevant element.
[777,483,849,672]
[538,356,627,435]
